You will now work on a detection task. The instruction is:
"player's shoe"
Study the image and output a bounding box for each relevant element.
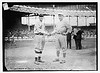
[60,60,66,64]
[38,60,45,63]
[38,56,45,63]
[53,58,60,62]
[34,61,40,65]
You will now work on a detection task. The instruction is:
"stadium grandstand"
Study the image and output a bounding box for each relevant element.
[3,3,96,41]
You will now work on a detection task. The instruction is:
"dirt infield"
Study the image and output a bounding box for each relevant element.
[4,38,97,71]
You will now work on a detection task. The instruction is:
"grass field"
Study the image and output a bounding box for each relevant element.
[4,37,97,71]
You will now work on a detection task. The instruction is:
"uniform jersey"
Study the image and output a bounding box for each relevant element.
[52,18,72,34]
[34,20,46,34]
[34,20,46,52]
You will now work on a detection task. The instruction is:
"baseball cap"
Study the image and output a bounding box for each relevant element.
[58,13,64,16]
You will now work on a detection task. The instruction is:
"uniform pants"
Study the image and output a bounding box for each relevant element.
[55,34,67,58]
[34,35,45,57]
[55,34,67,51]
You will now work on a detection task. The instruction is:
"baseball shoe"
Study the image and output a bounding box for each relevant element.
[60,60,66,64]
[53,58,60,62]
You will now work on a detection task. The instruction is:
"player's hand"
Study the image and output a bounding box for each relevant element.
[62,48,67,52]
[51,32,56,35]
[47,33,51,36]
[44,33,50,36]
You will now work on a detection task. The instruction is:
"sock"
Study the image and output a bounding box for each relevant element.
[63,52,66,58]
[35,57,37,61]
[57,50,60,58]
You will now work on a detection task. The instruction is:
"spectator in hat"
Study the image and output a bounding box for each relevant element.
[76,28,84,50]
[66,29,72,49]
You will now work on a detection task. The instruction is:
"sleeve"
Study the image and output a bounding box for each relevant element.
[66,24,72,31]
[36,22,48,34]
[64,21,72,33]
[41,23,46,34]
[51,26,58,34]
[35,21,43,33]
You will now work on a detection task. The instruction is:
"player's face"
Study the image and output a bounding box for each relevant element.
[58,15,64,21]
[39,17,43,22]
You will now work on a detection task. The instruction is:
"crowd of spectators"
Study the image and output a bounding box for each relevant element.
[4,27,96,42]
[82,29,96,38]
[4,28,35,41]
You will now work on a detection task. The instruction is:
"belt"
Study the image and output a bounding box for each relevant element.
[57,33,66,35]
[35,50,42,54]
[35,33,44,35]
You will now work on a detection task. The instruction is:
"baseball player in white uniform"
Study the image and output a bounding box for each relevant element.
[51,13,72,63]
[34,15,48,64]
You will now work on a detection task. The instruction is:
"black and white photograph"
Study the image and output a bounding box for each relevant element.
[2,1,98,71]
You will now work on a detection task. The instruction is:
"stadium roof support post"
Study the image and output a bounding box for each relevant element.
[53,5,55,28]
[69,15,71,26]
[28,14,30,32]
[76,16,79,27]
[28,25,30,32]
[93,16,96,23]
[85,16,87,26]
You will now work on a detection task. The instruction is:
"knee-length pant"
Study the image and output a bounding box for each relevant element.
[34,35,45,57]
[55,34,67,52]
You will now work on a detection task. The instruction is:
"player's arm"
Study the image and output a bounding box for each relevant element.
[50,25,59,35]
[34,24,41,33]
[65,23,72,34]
[50,28,58,36]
